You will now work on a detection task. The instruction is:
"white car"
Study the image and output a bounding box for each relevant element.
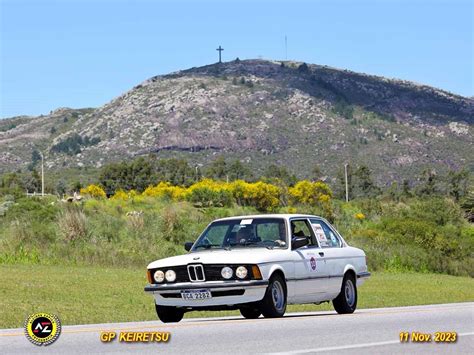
[145,214,370,323]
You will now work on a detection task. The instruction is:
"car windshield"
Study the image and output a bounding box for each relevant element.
[192,218,287,251]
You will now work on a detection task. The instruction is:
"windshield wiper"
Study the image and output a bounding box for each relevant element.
[194,244,222,250]
[233,241,273,249]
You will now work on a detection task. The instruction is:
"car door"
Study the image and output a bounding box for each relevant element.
[309,218,346,296]
[290,218,328,303]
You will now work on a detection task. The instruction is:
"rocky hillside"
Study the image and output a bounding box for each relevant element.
[1,59,472,183]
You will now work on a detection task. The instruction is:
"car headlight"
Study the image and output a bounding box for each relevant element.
[154,270,165,283]
[221,266,233,279]
[236,266,248,279]
[165,270,176,282]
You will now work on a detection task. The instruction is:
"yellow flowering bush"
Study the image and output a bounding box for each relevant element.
[80,184,106,199]
[111,189,129,200]
[143,182,186,201]
[228,180,281,211]
[289,180,332,206]
[186,179,233,207]
[110,189,139,200]
[355,212,366,220]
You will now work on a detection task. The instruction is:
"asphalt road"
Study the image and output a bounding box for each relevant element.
[1,303,473,354]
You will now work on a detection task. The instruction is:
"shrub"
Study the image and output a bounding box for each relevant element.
[186,179,233,207]
[143,182,186,200]
[229,180,281,212]
[289,180,332,205]
[58,206,88,242]
[111,189,139,201]
[160,206,189,244]
[80,184,106,199]
[111,189,129,200]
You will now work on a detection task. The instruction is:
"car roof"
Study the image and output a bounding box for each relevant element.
[213,214,323,222]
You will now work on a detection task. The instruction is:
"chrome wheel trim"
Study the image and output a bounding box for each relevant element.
[344,279,355,307]
[271,280,285,312]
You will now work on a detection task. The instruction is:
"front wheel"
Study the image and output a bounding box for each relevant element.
[333,273,357,314]
[240,306,261,319]
[260,274,287,318]
[155,304,184,323]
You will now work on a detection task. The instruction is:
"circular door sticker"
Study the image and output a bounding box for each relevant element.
[310,257,317,270]
[24,313,61,346]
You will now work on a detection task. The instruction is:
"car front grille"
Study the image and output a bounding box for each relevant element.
[187,264,205,282]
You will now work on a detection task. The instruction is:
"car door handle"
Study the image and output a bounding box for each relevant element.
[319,252,324,257]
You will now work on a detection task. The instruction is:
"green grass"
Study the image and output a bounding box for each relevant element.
[1,264,473,329]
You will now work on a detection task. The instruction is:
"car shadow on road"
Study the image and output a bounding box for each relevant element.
[186,312,338,323]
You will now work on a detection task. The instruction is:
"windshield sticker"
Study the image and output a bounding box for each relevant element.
[240,219,253,225]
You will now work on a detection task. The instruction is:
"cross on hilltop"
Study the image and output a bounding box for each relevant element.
[216,45,224,63]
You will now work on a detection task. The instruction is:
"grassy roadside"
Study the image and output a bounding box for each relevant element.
[1,264,473,329]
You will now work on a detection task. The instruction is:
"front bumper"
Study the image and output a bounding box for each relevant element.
[144,280,269,307]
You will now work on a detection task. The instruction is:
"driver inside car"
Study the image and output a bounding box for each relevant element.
[233,226,257,244]
[291,223,306,238]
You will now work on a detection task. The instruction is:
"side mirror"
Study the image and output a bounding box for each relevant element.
[292,237,309,250]
[184,242,194,252]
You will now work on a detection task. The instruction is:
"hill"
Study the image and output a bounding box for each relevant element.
[1,59,472,184]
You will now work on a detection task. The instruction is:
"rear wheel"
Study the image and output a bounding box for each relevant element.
[239,306,261,319]
[155,304,184,323]
[260,274,287,318]
[333,273,357,314]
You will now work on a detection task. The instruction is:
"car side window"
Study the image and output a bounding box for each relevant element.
[309,219,341,248]
[290,219,317,247]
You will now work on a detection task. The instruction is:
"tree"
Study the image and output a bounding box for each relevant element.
[353,165,379,198]
[264,164,297,186]
[333,99,353,120]
[154,158,194,186]
[298,63,309,73]
[447,169,469,201]
[56,179,67,196]
[31,150,41,166]
[311,165,323,181]
[70,181,82,192]
[206,157,227,180]
[22,170,41,192]
[227,160,253,181]
[402,179,412,197]
[417,169,437,196]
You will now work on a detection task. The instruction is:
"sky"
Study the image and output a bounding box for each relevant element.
[0,0,472,118]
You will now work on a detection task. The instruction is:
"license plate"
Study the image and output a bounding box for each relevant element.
[181,289,212,300]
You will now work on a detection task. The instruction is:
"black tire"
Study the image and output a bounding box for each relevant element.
[260,274,287,318]
[239,306,261,319]
[155,304,184,323]
[333,273,357,314]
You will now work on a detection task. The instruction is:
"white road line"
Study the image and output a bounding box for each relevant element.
[267,332,474,354]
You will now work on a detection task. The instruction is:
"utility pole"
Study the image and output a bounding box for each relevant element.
[40,151,44,197]
[344,163,349,202]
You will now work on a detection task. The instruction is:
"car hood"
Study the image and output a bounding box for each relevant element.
[147,248,289,269]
